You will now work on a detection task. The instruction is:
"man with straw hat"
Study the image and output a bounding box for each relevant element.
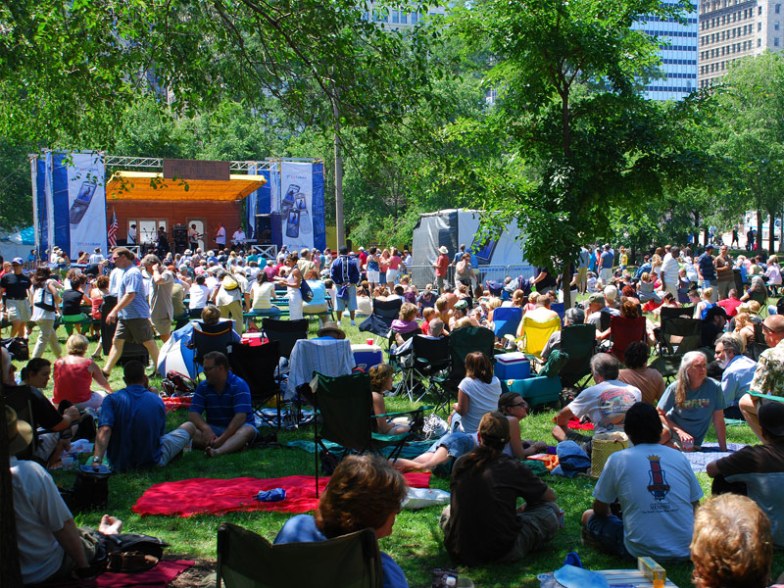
[6,406,122,583]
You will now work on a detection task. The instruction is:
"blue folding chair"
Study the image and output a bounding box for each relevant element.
[493,307,523,340]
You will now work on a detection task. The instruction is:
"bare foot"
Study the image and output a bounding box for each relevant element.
[205,447,218,458]
[99,514,123,535]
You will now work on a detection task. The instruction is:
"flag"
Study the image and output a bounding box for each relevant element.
[107,208,118,248]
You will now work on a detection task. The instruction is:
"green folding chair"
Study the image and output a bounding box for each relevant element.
[216,523,382,588]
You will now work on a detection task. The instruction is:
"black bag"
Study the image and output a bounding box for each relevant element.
[33,284,56,311]
[300,279,314,302]
[87,531,168,574]
[63,469,110,512]
[1,337,29,361]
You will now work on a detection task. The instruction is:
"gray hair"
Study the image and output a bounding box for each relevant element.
[675,351,707,407]
[564,307,585,326]
[717,333,744,357]
[590,353,620,381]
[141,254,162,267]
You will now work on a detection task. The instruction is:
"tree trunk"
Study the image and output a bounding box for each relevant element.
[562,261,572,309]
[769,211,776,255]
[0,391,23,585]
[333,101,345,250]
[757,210,764,252]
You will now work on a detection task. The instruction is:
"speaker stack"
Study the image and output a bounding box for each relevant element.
[173,224,188,254]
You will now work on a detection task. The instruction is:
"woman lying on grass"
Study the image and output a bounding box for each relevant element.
[392,392,547,474]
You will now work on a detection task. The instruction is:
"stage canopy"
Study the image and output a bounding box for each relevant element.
[106,171,266,202]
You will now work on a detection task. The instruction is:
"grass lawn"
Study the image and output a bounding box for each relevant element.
[24,317,782,588]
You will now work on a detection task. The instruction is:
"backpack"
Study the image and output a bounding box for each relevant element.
[300,279,314,302]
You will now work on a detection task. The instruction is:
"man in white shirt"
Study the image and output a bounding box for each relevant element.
[660,245,680,299]
[552,354,641,452]
[214,224,226,249]
[7,406,124,584]
[231,226,246,249]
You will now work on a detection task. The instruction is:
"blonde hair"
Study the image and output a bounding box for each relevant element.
[368,363,393,393]
[702,287,713,300]
[66,333,89,356]
[399,302,418,321]
[692,494,772,588]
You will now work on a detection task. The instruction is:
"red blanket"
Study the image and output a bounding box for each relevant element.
[133,473,431,517]
[567,417,594,431]
[38,559,193,587]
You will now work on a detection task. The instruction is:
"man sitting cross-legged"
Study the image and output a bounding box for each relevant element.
[92,361,195,472]
[188,350,257,457]
[581,402,703,560]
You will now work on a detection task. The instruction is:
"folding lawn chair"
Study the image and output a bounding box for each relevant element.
[520,315,561,359]
[393,335,451,405]
[311,371,424,496]
[558,324,596,389]
[261,318,309,359]
[608,316,647,363]
[358,298,402,345]
[191,319,240,376]
[217,522,382,588]
[228,340,282,428]
[492,307,523,341]
[651,317,702,380]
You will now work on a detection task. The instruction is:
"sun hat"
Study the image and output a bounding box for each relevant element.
[6,406,33,456]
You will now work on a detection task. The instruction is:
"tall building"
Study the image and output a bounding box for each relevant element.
[633,1,699,100]
[360,2,445,29]
[699,0,784,88]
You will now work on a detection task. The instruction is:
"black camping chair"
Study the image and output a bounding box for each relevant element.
[3,385,39,461]
[228,340,282,429]
[445,326,496,388]
[558,324,596,389]
[311,371,424,496]
[359,298,403,343]
[659,305,695,322]
[216,522,382,588]
[191,319,239,376]
[394,335,451,405]
[651,317,703,380]
[261,318,309,359]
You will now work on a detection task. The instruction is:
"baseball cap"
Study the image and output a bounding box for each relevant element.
[759,402,784,437]
[11,257,23,265]
[588,293,605,304]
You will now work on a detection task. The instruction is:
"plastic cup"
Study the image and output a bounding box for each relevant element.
[366,338,374,346]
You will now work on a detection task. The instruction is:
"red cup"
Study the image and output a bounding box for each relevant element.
[366,338,374,346]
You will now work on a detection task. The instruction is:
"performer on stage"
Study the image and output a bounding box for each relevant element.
[231,226,246,249]
[127,223,137,245]
[215,223,226,249]
[188,223,201,251]
[157,226,170,254]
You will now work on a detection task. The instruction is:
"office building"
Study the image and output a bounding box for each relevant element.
[699,0,784,88]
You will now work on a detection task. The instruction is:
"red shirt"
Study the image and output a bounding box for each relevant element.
[717,297,742,318]
[435,254,449,277]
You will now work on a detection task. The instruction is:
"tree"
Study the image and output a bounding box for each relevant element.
[450,0,694,306]
[708,53,784,254]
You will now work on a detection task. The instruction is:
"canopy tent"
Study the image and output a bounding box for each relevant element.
[106,171,266,202]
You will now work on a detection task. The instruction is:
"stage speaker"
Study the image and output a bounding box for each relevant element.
[255,215,273,244]
[172,224,187,254]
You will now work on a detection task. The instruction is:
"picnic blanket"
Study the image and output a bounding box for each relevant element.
[683,442,746,473]
[38,559,193,587]
[133,473,431,517]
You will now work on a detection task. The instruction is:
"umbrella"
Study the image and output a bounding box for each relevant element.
[157,322,199,379]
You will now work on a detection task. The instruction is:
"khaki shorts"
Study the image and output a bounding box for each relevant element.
[6,299,31,322]
[115,318,154,344]
[151,315,172,337]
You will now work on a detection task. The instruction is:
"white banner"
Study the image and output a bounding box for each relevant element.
[280,162,314,250]
[67,152,107,257]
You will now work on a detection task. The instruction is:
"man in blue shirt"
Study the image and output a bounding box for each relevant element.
[697,244,718,302]
[102,247,160,375]
[715,333,757,420]
[92,361,195,473]
[189,351,257,457]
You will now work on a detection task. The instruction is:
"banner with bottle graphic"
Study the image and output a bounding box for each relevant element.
[32,151,108,259]
[246,160,325,251]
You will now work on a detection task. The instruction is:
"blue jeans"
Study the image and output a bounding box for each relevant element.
[584,514,630,558]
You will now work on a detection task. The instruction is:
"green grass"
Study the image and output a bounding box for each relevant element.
[21,317,784,588]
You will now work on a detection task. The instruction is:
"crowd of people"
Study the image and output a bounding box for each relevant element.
[4,235,784,587]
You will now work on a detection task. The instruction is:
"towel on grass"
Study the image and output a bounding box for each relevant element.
[567,418,595,431]
[287,439,432,459]
[133,473,431,517]
[38,559,193,587]
[684,442,746,473]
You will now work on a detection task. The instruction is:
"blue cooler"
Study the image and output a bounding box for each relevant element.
[495,352,531,392]
[351,344,384,372]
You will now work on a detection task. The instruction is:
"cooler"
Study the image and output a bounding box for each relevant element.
[351,343,384,372]
[495,352,531,381]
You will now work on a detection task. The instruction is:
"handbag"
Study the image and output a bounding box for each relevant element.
[33,284,56,311]
[300,279,314,302]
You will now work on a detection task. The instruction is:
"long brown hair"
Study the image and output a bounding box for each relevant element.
[455,412,509,475]
[465,352,493,383]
